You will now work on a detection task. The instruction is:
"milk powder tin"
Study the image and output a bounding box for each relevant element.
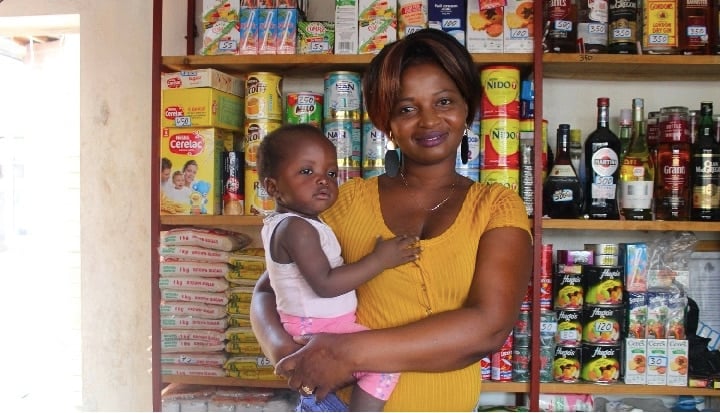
[324,119,361,167]
[244,167,275,216]
[362,115,387,169]
[481,116,521,168]
[324,71,362,120]
[480,65,520,119]
[245,72,283,120]
[243,119,282,169]
[286,92,323,127]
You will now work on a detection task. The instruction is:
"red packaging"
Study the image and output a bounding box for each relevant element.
[491,331,514,381]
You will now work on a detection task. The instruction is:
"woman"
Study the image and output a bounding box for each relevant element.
[250,28,533,411]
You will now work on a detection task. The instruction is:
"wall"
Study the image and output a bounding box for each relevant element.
[0,0,154,410]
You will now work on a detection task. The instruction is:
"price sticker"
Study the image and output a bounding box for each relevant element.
[309,41,329,52]
[687,26,707,37]
[511,28,530,39]
[174,116,192,127]
[579,54,594,62]
[593,320,614,333]
[555,20,572,32]
[649,34,668,45]
[613,28,631,39]
[647,355,667,367]
[540,321,557,333]
[218,40,237,51]
[442,18,461,29]
[257,357,272,367]
[588,23,606,34]
[559,330,578,340]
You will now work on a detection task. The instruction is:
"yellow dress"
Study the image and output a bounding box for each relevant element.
[321,177,531,411]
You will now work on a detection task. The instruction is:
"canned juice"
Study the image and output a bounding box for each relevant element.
[580,344,621,384]
[582,305,624,345]
[583,266,624,306]
[553,345,582,383]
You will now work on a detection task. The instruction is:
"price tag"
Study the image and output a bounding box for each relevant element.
[579,54,594,62]
[559,330,578,340]
[613,28,631,39]
[511,28,530,39]
[441,18,461,29]
[555,20,572,32]
[309,41,329,52]
[687,26,707,36]
[174,117,192,127]
[588,23,606,34]
[649,34,668,45]
[647,355,667,367]
[540,321,557,333]
[593,320,614,333]
[218,40,237,51]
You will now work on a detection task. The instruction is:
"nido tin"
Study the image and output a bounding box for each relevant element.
[582,305,624,344]
[553,345,582,383]
[583,265,624,306]
[580,344,621,384]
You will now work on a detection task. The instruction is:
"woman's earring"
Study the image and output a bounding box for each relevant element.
[384,136,400,178]
[461,127,470,165]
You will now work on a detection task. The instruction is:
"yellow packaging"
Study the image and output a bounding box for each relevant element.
[398,0,428,38]
[244,167,276,216]
[244,119,282,168]
[162,88,244,131]
[161,127,233,215]
[480,167,520,191]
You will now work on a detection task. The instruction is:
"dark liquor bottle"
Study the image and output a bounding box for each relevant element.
[546,0,579,52]
[679,0,712,54]
[608,0,639,53]
[544,124,583,218]
[691,101,720,220]
[620,98,655,220]
[577,0,609,52]
[655,106,692,220]
[584,97,621,219]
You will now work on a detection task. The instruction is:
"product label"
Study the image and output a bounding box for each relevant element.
[643,0,678,49]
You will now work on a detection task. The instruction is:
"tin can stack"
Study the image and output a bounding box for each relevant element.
[362,111,388,179]
[285,91,323,128]
[479,65,521,191]
[323,71,363,184]
[244,72,283,216]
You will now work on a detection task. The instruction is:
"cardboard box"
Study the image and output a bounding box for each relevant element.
[202,0,241,24]
[466,2,502,52]
[162,88,244,131]
[646,339,668,385]
[335,0,359,54]
[161,69,244,96]
[297,21,335,54]
[503,0,533,53]
[620,242,648,292]
[398,0,428,38]
[624,338,647,384]
[360,0,397,20]
[160,128,233,216]
[201,20,241,55]
[358,18,397,54]
[428,0,466,45]
[667,339,689,386]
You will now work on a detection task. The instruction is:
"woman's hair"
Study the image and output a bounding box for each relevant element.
[257,123,327,182]
[161,157,172,170]
[362,28,480,134]
[182,159,198,171]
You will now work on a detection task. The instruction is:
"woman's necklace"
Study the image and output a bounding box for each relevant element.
[399,170,458,212]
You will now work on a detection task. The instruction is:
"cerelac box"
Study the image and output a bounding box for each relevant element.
[160,128,231,215]
[162,88,244,131]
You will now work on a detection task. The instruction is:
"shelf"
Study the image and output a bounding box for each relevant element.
[161,214,264,227]
[541,219,720,232]
[162,375,287,388]
[543,54,720,81]
[161,53,533,76]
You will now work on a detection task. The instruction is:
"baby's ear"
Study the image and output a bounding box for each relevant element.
[263,177,278,196]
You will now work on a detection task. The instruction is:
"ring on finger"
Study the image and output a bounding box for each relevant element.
[300,385,314,395]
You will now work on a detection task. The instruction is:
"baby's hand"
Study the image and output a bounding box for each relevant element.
[372,235,420,269]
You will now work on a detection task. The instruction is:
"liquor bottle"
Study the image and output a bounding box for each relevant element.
[577,0,609,52]
[647,110,661,161]
[546,0,579,52]
[584,97,622,219]
[679,0,712,54]
[691,101,720,220]
[643,0,681,54]
[618,108,633,161]
[655,106,692,220]
[620,98,655,220]
[608,0,639,53]
[569,128,583,180]
[544,124,583,218]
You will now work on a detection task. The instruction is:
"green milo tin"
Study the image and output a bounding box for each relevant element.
[286,92,323,128]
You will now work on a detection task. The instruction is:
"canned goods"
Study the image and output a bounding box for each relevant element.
[324,71,362,120]
[583,266,623,306]
[481,117,520,168]
[554,272,584,310]
[540,244,553,276]
[245,72,283,120]
[513,311,531,347]
[580,344,621,384]
[491,331,514,382]
[337,167,361,186]
[480,65,520,119]
[456,115,482,169]
[243,120,282,168]
[362,117,387,169]
[244,167,275,216]
[556,309,583,346]
[582,305,624,344]
[480,167,519,191]
[519,132,534,217]
[584,243,619,256]
[539,274,553,310]
[553,345,582,383]
[539,345,555,382]
[362,167,385,179]
[539,310,557,347]
[512,346,530,382]
[324,119,362,167]
[222,151,244,215]
[480,356,491,380]
[286,92,323,127]
[520,281,532,312]
[456,168,479,182]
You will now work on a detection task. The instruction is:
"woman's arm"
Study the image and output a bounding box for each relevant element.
[276,226,533,399]
[249,272,301,365]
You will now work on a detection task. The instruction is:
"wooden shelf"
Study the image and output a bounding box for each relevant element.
[161,214,264,227]
[161,53,533,76]
[543,54,720,81]
[162,375,287,388]
[541,219,720,232]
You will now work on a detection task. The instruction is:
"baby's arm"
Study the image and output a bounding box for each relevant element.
[275,217,419,298]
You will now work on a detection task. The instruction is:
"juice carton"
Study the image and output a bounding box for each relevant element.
[276,8,298,54]
[335,0,359,54]
[503,0,533,53]
[620,242,648,292]
[258,8,277,54]
[466,1,503,52]
[428,0,466,45]
[162,88,244,131]
[624,338,647,384]
[160,128,233,216]
[646,338,668,385]
[239,8,259,54]
[667,339,689,386]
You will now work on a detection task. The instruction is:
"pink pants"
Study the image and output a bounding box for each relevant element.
[280,311,399,401]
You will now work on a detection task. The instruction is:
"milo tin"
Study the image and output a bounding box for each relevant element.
[582,305,624,345]
[243,119,282,169]
[244,167,275,216]
[324,71,362,120]
[580,344,621,384]
[583,265,624,306]
[324,119,361,167]
[553,345,582,383]
[245,72,283,120]
[286,92,323,127]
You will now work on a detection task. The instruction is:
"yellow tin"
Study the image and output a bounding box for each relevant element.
[245,72,283,120]
[244,167,275,216]
[243,119,282,169]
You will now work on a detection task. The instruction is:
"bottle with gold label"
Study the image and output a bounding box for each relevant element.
[608,0,639,53]
[643,0,681,54]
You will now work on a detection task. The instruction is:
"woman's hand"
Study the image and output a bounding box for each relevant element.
[275,333,357,401]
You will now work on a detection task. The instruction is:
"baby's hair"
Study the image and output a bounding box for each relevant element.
[257,123,328,182]
[172,170,183,179]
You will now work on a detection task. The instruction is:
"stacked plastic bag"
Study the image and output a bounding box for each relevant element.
[158,227,252,377]
[161,384,297,412]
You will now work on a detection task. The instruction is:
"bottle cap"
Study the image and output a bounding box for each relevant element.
[597,97,610,106]
[620,109,632,126]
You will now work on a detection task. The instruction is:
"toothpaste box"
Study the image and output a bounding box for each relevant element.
[624,338,647,384]
[646,338,668,385]
[428,0,466,45]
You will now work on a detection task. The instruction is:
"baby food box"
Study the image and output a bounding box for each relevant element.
[358,18,397,54]
[162,88,244,131]
[202,0,241,24]
[202,20,242,55]
[160,127,233,216]
[335,0,359,54]
[161,68,244,96]
[667,339,689,386]
[398,0,428,38]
